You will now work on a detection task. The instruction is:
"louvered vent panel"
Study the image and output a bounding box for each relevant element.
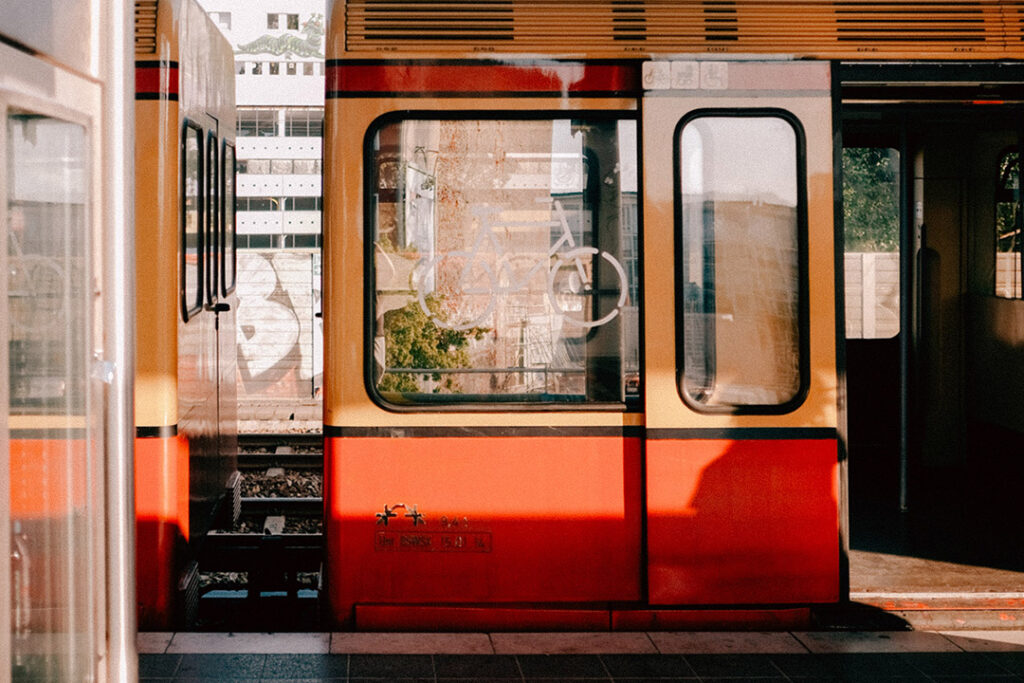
[135,1,159,54]
[343,1,1024,58]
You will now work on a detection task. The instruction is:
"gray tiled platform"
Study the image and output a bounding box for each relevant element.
[138,631,1024,681]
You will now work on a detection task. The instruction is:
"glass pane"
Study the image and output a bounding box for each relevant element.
[370,118,640,405]
[182,124,202,318]
[7,111,97,681]
[206,137,218,303]
[223,144,236,294]
[679,114,803,409]
[843,147,901,338]
[995,149,1020,298]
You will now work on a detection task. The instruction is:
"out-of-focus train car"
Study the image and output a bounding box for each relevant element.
[134,0,238,629]
[2,0,136,679]
[323,0,1024,630]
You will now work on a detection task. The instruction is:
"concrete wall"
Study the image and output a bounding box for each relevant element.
[236,250,321,400]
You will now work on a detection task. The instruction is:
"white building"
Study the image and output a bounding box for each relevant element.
[198,0,326,402]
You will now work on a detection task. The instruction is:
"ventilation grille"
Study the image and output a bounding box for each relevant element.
[135,1,159,54]
[343,1,1024,58]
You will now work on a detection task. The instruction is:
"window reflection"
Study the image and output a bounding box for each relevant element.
[678,114,804,409]
[7,111,97,681]
[370,117,640,405]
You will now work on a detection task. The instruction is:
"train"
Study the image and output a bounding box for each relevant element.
[133,0,239,629]
[321,0,1024,630]
[7,0,1024,661]
[1,0,137,679]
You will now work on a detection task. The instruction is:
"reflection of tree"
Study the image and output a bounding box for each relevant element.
[378,296,489,394]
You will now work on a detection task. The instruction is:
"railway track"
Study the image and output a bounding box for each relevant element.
[190,433,324,630]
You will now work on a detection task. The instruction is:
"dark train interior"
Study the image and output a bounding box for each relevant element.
[840,63,1024,595]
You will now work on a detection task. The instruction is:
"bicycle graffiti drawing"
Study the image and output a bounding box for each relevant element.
[412,199,628,331]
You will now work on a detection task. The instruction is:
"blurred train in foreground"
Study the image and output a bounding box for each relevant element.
[1,0,137,679]
[133,0,238,629]
[322,0,1024,629]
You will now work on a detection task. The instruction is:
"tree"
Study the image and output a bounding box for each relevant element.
[843,147,900,252]
[377,296,488,394]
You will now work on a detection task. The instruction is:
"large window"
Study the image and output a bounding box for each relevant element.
[677,112,807,411]
[996,148,1021,298]
[843,147,901,338]
[368,116,640,407]
[206,132,219,304]
[181,121,203,320]
[222,141,237,295]
[7,109,99,681]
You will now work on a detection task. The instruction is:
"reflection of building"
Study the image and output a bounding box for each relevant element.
[197,0,325,400]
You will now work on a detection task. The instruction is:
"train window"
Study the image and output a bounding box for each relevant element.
[206,132,219,304]
[367,115,640,408]
[181,121,203,320]
[7,111,90,414]
[222,141,237,295]
[842,147,901,338]
[677,111,807,412]
[995,148,1021,298]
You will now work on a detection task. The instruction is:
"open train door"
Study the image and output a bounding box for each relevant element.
[639,60,843,615]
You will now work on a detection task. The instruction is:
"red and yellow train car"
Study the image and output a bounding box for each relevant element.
[134,0,238,629]
[323,0,1024,630]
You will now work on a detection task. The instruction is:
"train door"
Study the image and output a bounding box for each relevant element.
[181,112,232,540]
[640,61,842,608]
[841,87,1024,591]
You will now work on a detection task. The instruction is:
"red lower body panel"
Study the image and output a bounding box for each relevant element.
[9,438,88,518]
[135,434,189,629]
[646,438,840,605]
[325,435,643,627]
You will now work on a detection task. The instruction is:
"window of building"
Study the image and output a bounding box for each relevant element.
[236,108,278,137]
[996,148,1021,298]
[677,112,807,412]
[286,62,297,76]
[235,61,246,75]
[284,196,320,211]
[267,13,279,29]
[285,108,324,137]
[211,11,231,30]
[287,14,299,30]
[252,62,262,75]
[269,62,280,75]
[368,116,640,407]
[303,62,314,76]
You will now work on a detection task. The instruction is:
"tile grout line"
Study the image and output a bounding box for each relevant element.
[645,631,662,655]
[788,631,813,654]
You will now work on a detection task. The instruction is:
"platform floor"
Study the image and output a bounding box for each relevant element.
[138,630,1024,681]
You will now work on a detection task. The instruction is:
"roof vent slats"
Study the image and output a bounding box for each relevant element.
[342,1,1024,58]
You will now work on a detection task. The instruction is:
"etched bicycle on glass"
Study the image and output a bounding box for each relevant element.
[412,198,628,331]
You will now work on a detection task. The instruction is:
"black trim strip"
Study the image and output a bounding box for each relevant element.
[646,427,837,441]
[325,58,639,67]
[136,425,179,438]
[325,425,645,439]
[136,59,179,69]
[327,90,638,100]
[11,428,89,440]
[135,93,179,101]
